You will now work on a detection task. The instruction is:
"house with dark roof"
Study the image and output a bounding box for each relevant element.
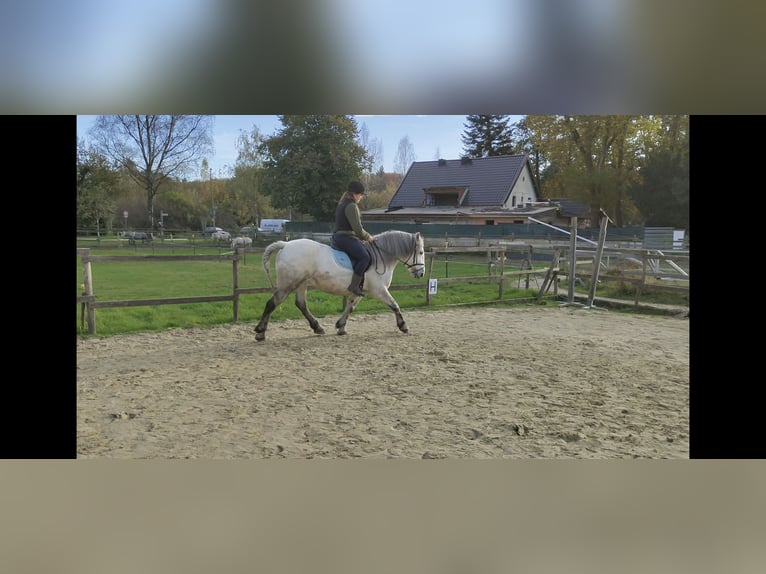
[363,155,590,227]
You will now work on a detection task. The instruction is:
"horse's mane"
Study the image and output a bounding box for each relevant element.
[371,229,414,257]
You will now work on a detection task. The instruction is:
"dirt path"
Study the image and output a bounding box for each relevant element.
[77,306,689,458]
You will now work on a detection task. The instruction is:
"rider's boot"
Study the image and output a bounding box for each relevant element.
[347,273,364,296]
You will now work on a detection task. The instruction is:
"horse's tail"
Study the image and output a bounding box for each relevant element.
[262,241,286,289]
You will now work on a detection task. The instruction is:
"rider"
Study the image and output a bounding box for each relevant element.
[332,180,375,296]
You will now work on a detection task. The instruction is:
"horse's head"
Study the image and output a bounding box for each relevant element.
[406,232,426,278]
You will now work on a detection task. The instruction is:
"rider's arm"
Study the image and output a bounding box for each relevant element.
[344,203,374,242]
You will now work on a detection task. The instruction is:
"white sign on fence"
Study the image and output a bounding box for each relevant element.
[428,279,438,295]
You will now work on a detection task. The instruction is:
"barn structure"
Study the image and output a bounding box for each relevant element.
[363,154,590,227]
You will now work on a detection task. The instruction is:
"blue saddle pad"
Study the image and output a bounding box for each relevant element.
[331,248,353,269]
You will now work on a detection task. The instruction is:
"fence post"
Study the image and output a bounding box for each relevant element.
[232,251,240,321]
[566,216,578,303]
[635,251,648,306]
[80,287,86,331]
[536,248,560,302]
[497,249,505,299]
[525,245,533,289]
[81,250,97,334]
[586,210,612,308]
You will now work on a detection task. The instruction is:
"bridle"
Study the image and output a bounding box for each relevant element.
[402,234,425,274]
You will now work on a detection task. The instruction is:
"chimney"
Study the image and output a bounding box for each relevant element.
[437,159,447,166]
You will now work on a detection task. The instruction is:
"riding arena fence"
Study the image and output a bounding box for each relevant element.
[77,238,689,335]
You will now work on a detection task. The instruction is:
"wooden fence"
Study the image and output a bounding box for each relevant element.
[76,247,277,335]
[77,243,689,334]
[425,242,688,302]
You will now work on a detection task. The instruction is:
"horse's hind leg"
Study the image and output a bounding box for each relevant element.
[335,295,362,336]
[294,287,325,335]
[254,290,290,342]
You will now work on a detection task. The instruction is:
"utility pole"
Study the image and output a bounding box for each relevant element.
[209,167,216,227]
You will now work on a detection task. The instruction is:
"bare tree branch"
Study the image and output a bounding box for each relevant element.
[90,114,214,225]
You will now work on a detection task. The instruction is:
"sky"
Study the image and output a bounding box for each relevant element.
[76,115,519,177]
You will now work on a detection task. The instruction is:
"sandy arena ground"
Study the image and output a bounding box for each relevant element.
[76,306,689,458]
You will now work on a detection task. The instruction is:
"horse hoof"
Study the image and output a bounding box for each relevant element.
[315,327,326,335]
[400,327,409,334]
[255,332,265,342]
[337,330,347,336]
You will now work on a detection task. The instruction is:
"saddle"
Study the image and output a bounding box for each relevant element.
[329,240,373,272]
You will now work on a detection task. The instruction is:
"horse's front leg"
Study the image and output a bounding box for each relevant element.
[335,295,362,336]
[371,287,408,333]
[294,287,325,335]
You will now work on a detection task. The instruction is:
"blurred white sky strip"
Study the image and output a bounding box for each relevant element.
[1,1,219,111]
[3,0,764,113]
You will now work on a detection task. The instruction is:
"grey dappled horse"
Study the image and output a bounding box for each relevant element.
[254,230,426,341]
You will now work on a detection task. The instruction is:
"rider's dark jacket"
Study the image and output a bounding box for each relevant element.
[334,198,373,242]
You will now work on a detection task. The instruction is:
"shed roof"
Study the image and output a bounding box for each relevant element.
[553,198,591,218]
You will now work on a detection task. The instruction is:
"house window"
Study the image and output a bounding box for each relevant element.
[424,186,468,207]
[433,195,456,206]
[511,196,516,207]
[485,220,495,225]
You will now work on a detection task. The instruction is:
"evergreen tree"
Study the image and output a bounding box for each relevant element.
[460,115,515,157]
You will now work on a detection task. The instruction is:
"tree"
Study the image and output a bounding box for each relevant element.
[229,125,271,224]
[76,138,120,234]
[200,159,219,228]
[628,115,689,230]
[89,115,214,227]
[259,115,369,221]
[524,115,644,226]
[394,135,415,175]
[461,115,515,158]
[511,116,544,191]
[358,121,383,175]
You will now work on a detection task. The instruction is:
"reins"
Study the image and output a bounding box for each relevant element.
[370,241,387,275]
